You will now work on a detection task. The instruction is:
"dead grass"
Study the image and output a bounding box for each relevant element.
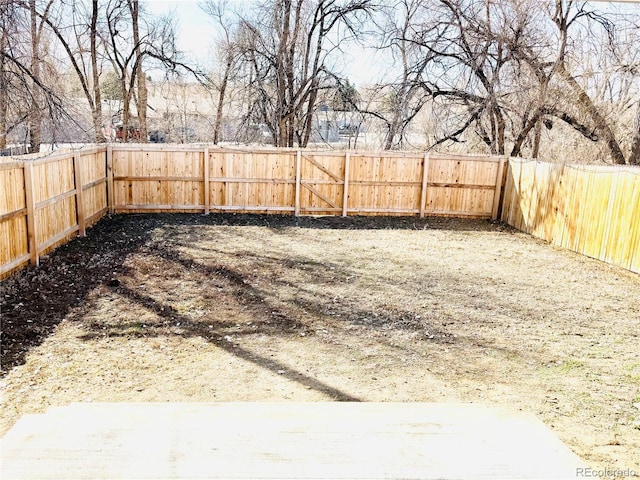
[1,214,639,471]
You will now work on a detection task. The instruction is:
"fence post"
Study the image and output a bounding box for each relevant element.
[295,150,301,216]
[342,151,350,217]
[106,145,114,213]
[419,153,430,218]
[73,151,86,236]
[492,156,507,220]
[203,147,210,214]
[23,161,39,266]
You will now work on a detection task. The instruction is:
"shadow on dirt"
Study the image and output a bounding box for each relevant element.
[0,213,508,379]
[80,281,360,402]
[0,215,158,375]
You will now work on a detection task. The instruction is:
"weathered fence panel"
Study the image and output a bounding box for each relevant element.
[111,146,204,212]
[501,160,640,273]
[208,149,297,213]
[0,162,29,277]
[80,149,109,226]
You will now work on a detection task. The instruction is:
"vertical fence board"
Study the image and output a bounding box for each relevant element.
[295,150,301,216]
[204,148,210,214]
[342,152,350,216]
[73,152,86,236]
[107,146,114,213]
[419,154,430,218]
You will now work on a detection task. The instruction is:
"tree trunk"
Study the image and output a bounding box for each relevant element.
[0,28,7,150]
[91,0,105,142]
[214,56,232,145]
[29,0,41,153]
[629,102,640,166]
[131,0,147,142]
[301,80,318,148]
[136,71,148,141]
[559,65,626,164]
[122,78,131,142]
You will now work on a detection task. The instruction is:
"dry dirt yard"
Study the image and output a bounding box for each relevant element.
[1,214,639,472]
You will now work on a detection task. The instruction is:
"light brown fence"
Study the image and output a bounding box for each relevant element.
[109,145,505,218]
[2,145,639,278]
[501,159,640,274]
[0,148,108,278]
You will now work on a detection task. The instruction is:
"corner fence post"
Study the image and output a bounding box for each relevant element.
[492,156,507,220]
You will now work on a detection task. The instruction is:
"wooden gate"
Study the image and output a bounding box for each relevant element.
[297,152,347,216]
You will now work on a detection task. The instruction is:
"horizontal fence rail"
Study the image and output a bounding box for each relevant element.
[1,144,639,278]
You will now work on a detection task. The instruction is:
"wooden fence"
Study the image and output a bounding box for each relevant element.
[501,159,640,274]
[108,145,505,218]
[1,145,639,278]
[0,147,108,278]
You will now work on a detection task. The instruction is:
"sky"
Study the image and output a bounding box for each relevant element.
[146,1,216,64]
[144,0,379,87]
[144,0,640,87]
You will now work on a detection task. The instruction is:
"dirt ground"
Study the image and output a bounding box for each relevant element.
[1,213,639,472]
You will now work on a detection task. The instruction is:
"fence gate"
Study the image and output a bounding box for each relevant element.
[297,152,348,216]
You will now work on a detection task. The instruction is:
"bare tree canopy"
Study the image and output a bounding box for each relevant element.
[2,0,638,164]
[358,0,639,163]
[203,0,375,148]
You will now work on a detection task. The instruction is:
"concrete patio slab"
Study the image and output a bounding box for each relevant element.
[1,402,585,479]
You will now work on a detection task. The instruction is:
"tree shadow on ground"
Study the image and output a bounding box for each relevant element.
[75,240,529,393]
[0,215,162,375]
[0,213,511,378]
[77,274,360,402]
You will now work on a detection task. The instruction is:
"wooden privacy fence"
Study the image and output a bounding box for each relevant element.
[0,147,108,278]
[1,144,639,278]
[0,145,505,278]
[501,159,640,274]
[109,145,505,218]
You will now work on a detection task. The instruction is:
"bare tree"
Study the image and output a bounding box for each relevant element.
[371,0,640,164]
[1,0,66,150]
[29,0,106,142]
[221,0,374,147]
[201,0,245,144]
[103,0,203,142]
[361,0,437,149]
